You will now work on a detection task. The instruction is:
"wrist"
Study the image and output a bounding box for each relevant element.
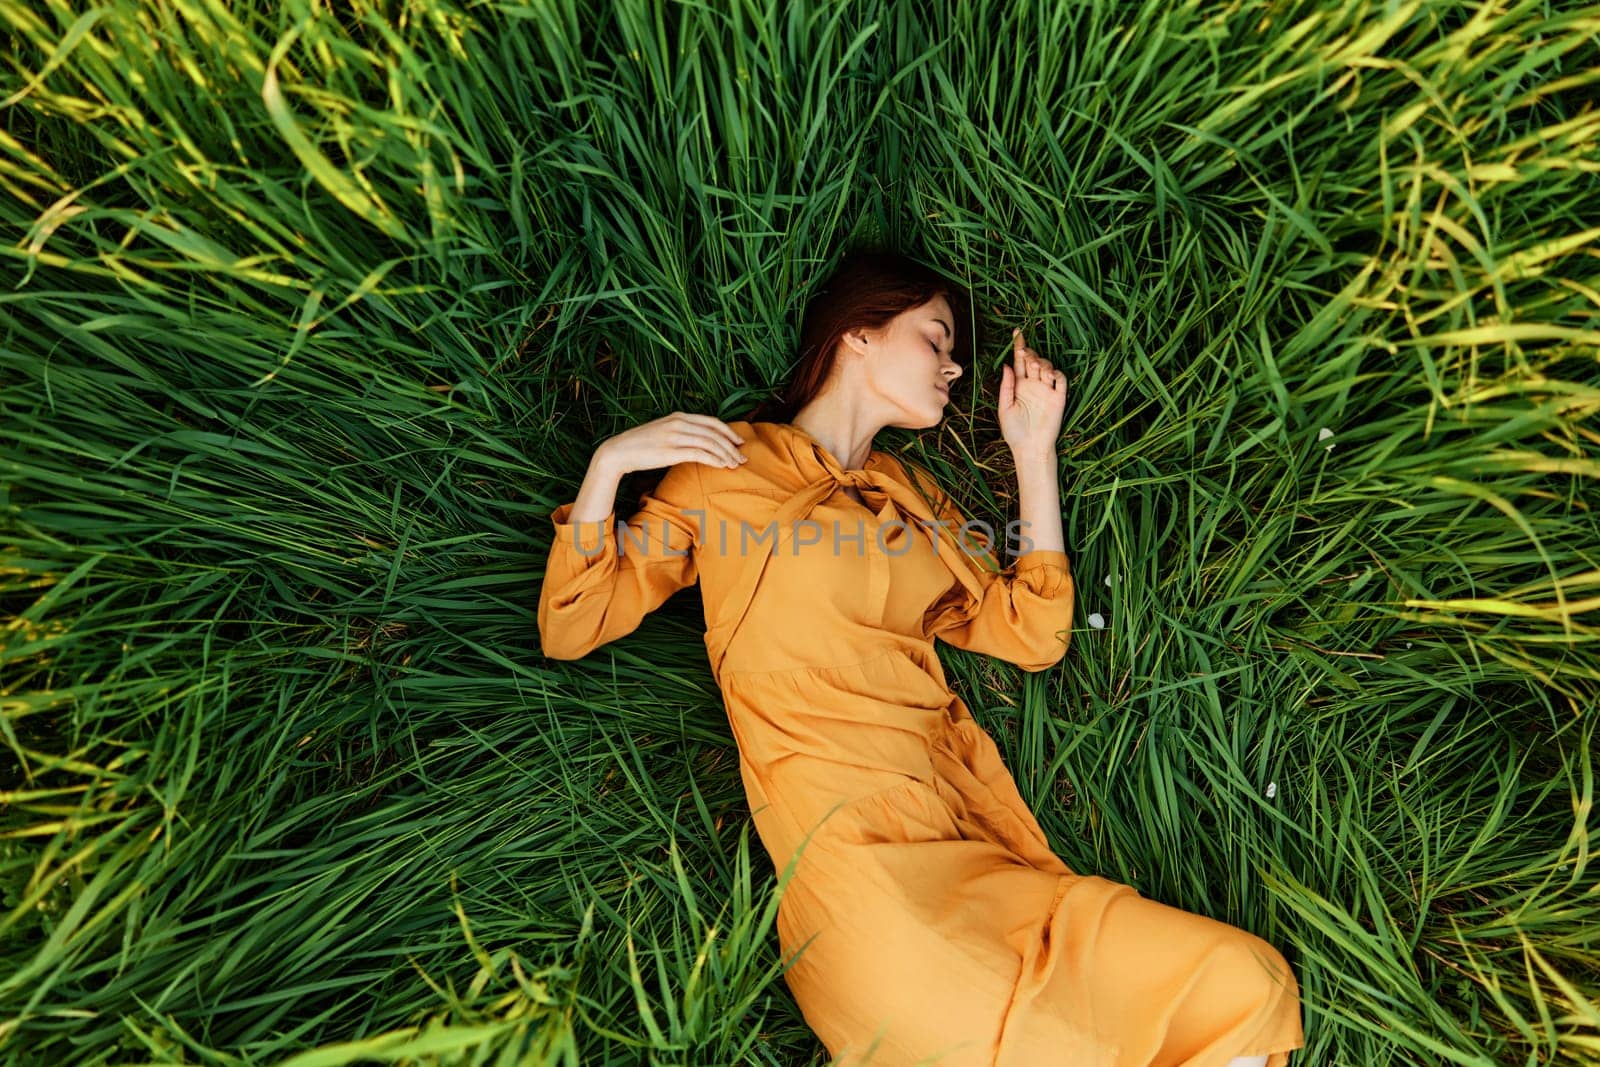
[1011,449,1059,475]
[588,445,628,484]
[1008,437,1057,458]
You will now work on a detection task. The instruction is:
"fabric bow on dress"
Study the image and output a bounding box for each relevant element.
[701,425,996,681]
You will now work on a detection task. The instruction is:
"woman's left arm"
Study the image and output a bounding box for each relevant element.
[924,327,1075,671]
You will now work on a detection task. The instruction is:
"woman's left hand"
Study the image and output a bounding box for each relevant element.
[998,327,1068,459]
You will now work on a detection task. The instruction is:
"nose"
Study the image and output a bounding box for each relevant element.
[942,355,962,381]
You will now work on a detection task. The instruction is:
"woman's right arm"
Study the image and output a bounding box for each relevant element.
[537,413,748,661]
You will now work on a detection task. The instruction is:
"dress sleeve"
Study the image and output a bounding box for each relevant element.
[537,459,705,661]
[922,481,1076,673]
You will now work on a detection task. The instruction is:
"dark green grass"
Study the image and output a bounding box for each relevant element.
[2,0,1597,1063]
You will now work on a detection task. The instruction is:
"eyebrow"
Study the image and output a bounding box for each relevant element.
[932,317,951,340]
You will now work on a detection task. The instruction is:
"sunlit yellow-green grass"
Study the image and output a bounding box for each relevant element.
[2,0,1597,1063]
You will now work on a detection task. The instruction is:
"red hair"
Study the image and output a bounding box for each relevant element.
[741,246,976,425]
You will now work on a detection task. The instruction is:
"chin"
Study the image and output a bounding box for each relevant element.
[892,399,947,430]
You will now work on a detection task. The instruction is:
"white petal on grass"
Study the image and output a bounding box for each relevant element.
[1088,612,1105,628]
[1319,426,1335,451]
[1266,781,1278,799]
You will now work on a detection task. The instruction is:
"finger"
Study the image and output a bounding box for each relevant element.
[695,446,741,469]
[1013,328,1025,368]
[682,425,745,466]
[680,412,747,445]
[1017,343,1042,374]
[1000,362,1015,407]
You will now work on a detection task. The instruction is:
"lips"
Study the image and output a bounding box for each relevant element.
[936,382,950,399]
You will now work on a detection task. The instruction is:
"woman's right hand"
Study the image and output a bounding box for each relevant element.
[596,411,749,477]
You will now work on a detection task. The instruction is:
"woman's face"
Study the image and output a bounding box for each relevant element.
[840,295,964,429]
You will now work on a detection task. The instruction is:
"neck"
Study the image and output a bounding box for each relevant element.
[790,400,881,472]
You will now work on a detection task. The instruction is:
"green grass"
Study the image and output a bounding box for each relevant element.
[2,0,1597,1062]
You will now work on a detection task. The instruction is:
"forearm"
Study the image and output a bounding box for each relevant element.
[1012,449,1065,557]
[565,447,625,526]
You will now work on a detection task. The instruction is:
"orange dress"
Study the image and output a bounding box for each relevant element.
[538,419,1305,1066]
